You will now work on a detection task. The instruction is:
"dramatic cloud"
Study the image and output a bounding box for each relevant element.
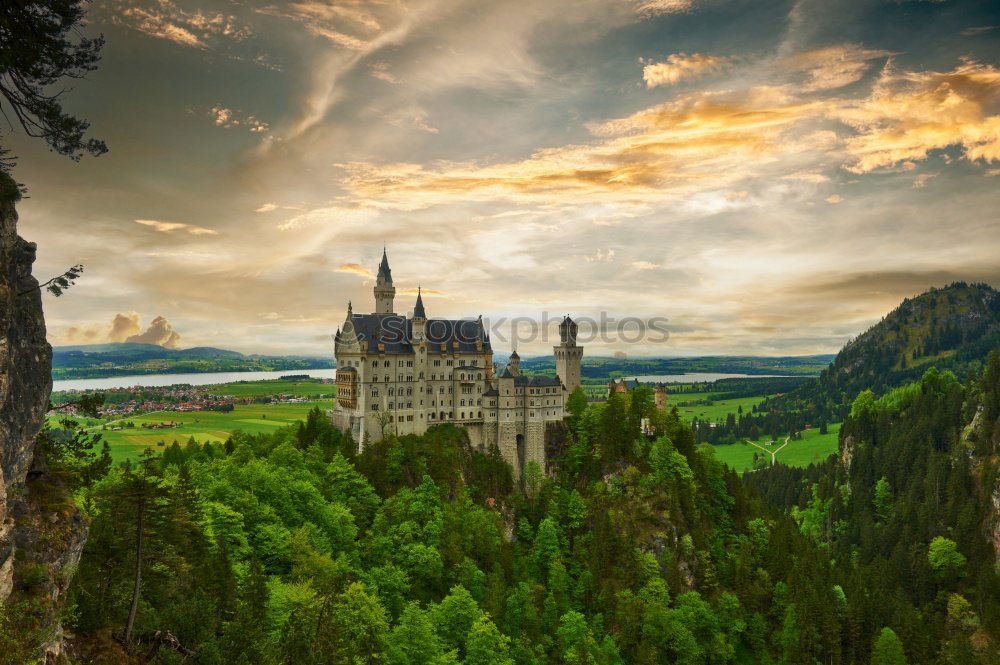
[126,315,182,348]
[109,312,142,342]
[836,59,1000,173]
[255,203,278,212]
[642,53,730,88]
[135,219,219,235]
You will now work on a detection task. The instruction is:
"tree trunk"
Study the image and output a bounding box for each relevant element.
[124,495,145,644]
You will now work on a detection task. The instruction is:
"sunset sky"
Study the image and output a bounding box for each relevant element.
[9,0,1000,356]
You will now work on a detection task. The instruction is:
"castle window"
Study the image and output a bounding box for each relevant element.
[446,360,453,366]
[384,361,390,367]
[372,404,379,411]
[478,411,482,418]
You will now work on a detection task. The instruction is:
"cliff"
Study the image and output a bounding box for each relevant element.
[0,172,87,661]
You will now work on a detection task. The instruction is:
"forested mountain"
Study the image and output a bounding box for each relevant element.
[52,343,335,379]
[748,354,1000,664]
[764,283,1000,423]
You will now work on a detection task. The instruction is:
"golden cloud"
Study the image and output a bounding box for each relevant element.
[785,44,891,92]
[109,312,142,342]
[126,315,182,348]
[336,263,375,278]
[135,219,219,235]
[635,0,697,16]
[837,59,1000,173]
[329,59,1000,210]
[642,53,730,88]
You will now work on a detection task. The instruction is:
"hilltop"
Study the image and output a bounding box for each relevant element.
[766,281,1000,419]
[52,342,335,380]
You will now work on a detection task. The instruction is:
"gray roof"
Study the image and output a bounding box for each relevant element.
[413,288,426,319]
[340,314,491,354]
[514,375,563,387]
[377,249,392,283]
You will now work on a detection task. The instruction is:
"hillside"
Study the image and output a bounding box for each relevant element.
[766,282,1000,420]
[52,342,335,379]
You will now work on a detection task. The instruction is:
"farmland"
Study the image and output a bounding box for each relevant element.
[88,399,334,462]
[704,422,842,472]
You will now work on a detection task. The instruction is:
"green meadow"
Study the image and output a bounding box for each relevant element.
[669,392,767,422]
[704,422,842,473]
[201,378,335,398]
[92,399,335,462]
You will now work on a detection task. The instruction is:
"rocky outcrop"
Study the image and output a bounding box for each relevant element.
[0,172,86,661]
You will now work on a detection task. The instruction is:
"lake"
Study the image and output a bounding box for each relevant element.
[52,369,793,392]
[627,373,791,383]
[52,368,341,392]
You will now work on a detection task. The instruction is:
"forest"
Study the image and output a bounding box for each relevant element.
[4,351,998,664]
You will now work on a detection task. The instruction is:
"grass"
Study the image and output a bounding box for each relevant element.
[202,378,335,398]
[669,393,767,422]
[90,399,335,462]
[704,423,842,473]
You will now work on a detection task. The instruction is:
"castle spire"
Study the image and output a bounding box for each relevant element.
[413,286,426,319]
[377,247,392,285]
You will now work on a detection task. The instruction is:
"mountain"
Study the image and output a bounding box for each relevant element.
[51,342,335,380]
[766,282,1000,419]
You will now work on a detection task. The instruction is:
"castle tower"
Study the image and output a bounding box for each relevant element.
[508,349,520,376]
[374,248,396,314]
[555,315,583,393]
[654,383,668,410]
[412,287,426,341]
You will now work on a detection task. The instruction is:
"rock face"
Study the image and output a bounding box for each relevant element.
[0,173,86,660]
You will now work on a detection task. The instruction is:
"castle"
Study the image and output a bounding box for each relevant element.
[608,378,669,410]
[330,249,583,477]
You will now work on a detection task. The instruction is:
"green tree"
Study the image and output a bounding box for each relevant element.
[330,582,390,665]
[927,537,966,583]
[387,602,446,665]
[465,616,514,665]
[0,0,107,169]
[871,627,907,665]
[873,476,892,523]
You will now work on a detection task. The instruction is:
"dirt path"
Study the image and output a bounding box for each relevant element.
[747,436,790,466]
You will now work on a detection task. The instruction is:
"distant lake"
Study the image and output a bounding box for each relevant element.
[53,368,341,392]
[626,373,793,383]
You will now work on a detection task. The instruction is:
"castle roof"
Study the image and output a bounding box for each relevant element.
[377,248,392,284]
[513,375,562,387]
[413,287,426,319]
[347,313,491,354]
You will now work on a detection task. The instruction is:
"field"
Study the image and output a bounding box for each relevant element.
[202,378,335,398]
[669,392,767,422]
[704,423,842,472]
[90,399,334,462]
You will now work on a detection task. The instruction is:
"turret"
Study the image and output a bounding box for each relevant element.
[554,315,583,393]
[412,287,426,341]
[508,349,520,376]
[374,248,396,314]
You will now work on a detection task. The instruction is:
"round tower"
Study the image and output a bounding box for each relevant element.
[554,315,583,392]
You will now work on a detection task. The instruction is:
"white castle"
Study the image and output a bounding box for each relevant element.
[330,249,583,477]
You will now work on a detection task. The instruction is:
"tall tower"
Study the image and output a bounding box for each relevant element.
[554,315,583,393]
[374,248,396,314]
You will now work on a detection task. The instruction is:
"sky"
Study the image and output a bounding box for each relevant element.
[7,0,1000,357]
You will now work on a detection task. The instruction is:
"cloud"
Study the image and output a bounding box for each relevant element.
[256,1,385,50]
[126,315,182,348]
[336,263,375,278]
[208,106,269,133]
[632,261,661,270]
[961,26,995,37]
[825,194,844,204]
[255,203,278,213]
[369,61,399,83]
[642,53,730,88]
[913,172,937,188]
[836,59,1000,173]
[135,219,219,235]
[634,0,697,16]
[109,312,142,342]
[584,249,616,263]
[785,44,890,91]
[113,0,251,49]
